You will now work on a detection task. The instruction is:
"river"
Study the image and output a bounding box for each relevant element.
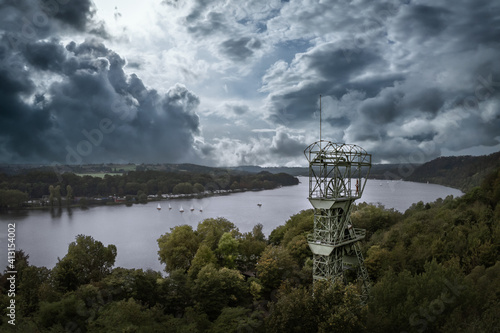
[0,178,462,273]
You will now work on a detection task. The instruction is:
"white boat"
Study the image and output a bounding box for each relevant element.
[157,203,161,210]
[199,206,203,212]
[179,206,184,212]
[168,204,172,210]
[190,205,194,211]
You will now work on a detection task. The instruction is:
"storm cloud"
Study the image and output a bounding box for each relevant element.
[260,0,500,163]
[0,0,200,164]
[1,0,499,167]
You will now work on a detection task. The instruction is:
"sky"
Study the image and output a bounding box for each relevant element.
[0,0,499,167]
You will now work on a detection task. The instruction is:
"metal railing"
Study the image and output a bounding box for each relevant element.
[308,228,366,248]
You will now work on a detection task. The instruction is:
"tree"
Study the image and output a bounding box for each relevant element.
[252,223,266,242]
[217,232,239,268]
[193,265,249,320]
[0,189,28,209]
[52,235,117,291]
[173,182,193,194]
[49,185,55,207]
[66,185,74,205]
[157,225,200,273]
[137,190,148,203]
[55,185,62,207]
[238,224,267,271]
[157,269,194,317]
[256,245,299,294]
[188,244,217,279]
[87,298,166,333]
[266,281,367,333]
[37,293,88,330]
[197,217,238,250]
[193,182,205,193]
[209,307,264,333]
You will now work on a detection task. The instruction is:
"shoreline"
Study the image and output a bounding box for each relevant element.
[1,183,296,213]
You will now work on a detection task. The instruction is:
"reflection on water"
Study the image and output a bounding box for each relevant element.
[0,178,462,273]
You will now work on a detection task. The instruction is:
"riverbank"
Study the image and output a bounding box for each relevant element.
[11,183,293,211]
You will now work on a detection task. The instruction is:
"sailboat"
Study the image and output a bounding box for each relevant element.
[157,203,161,211]
[168,203,172,210]
[190,205,194,211]
[199,206,203,212]
[179,206,184,212]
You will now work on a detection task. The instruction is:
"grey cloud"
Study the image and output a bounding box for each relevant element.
[261,0,500,163]
[0,0,108,45]
[0,32,201,164]
[393,5,451,42]
[223,103,249,116]
[52,0,97,31]
[23,39,67,72]
[187,11,227,36]
[220,37,262,62]
[263,42,388,126]
[270,130,305,157]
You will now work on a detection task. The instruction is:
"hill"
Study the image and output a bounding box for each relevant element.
[405,151,500,191]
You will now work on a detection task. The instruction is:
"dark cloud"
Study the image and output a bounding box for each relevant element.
[270,130,305,157]
[0,0,108,46]
[220,37,261,61]
[52,0,97,31]
[261,0,500,163]
[0,3,201,166]
[23,39,67,72]
[393,5,451,42]
[186,10,227,37]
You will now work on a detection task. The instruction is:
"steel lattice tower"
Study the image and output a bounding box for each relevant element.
[305,140,372,301]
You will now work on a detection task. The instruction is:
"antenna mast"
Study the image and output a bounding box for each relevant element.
[319,95,322,148]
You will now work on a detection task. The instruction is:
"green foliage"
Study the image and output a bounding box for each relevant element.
[268,224,286,245]
[368,260,466,332]
[266,281,367,333]
[197,217,238,251]
[3,167,500,332]
[209,307,264,333]
[0,189,28,209]
[351,203,402,240]
[52,235,117,291]
[192,264,249,320]
[238,224,267,271]
[157,269,194,317]
[405,151,500,192]
[193,182,205,193]
[157,225,200,273]
[217,232,239,268]
[37,293,88,330]
[87,298,166,332]
[281,209,314,246]
[256,245,299,294]
[267,209,313,265]
[0,168,298,202]
[173,182,194,194]
[188,244,217,279]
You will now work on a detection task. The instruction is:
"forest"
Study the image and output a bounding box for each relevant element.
[0,167,499,332]
[0,170,299,209]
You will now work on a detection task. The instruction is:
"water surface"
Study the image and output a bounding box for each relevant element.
[0,178,462,272]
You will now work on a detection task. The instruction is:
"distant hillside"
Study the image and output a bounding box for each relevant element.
[230,165,308,176]
[3,151,499,192]
[244,152,500,192]
[405,151,500,192]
